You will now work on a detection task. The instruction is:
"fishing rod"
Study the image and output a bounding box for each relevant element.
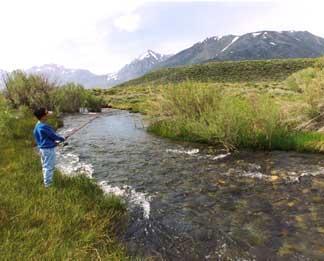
[59,114,100,146]
[67,114,100,138]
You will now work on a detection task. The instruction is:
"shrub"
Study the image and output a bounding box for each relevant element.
[0,103,35,141]
[52,83,86,113]
[52,83,102,113]
[3,71,56,110]
[3,72,102,114]
[83,91,103,112]
[285,67,324,117]
[148,82,287,150]
[314,56,324,70]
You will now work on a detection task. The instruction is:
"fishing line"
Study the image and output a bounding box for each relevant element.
[58,114,100,147]
[67,114,100,138]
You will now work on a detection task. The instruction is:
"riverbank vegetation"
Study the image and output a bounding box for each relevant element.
[147,81,324,151]
[3,71,103,113]
[0,96,128,259]
[97,57,324,152]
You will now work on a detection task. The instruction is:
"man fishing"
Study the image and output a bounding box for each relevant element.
[33,108,67,188]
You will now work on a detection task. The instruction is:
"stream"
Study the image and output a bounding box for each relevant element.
[57,109,324,260]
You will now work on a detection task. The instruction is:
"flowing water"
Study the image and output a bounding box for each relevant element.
[57,110,324,260]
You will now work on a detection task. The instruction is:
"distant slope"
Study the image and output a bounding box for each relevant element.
[26,64,108,88]
[25,50,170,88]
[0,69,7,88]
[107,50,171,86]
[158,31,324,68]
[157,35,237,67]
[116,58,317,87]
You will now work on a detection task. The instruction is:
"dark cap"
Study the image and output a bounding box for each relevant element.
[33,107,47,120]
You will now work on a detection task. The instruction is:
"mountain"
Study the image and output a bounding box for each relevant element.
[22,50,169,88]
[158,31,324,68]
[0,69,7,89]
[107,50,171,86]
[2,31,324,89]
[26,64,108,88]
[157,35,238,67]
[0,69,6,75]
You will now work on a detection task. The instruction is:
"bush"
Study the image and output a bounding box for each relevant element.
[3,71,56,110]
[0,97,62,142]
[148,82,287,150]
[3,73,102,114]
[0,97,35,141]
[52,83,86,113]
[83,91,104,112]
[285,67,324,117]
[314,56,324,70]
[52,83,102,113]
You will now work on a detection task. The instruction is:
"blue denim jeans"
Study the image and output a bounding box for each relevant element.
[39,148,56,187]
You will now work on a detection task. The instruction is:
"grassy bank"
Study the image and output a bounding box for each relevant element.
[93,85,159,113]
[96,57,324,152]
[0,102,128,260]
[147,81,324,152]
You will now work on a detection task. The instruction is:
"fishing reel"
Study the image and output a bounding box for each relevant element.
[56,140,69,147]
[61,141,69,147]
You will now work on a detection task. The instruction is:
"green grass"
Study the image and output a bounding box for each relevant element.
[146,81,324,152]
[93,57,324,152]
[94,58,320,113]
[0,104,128,260]
[267,132,324,152]
[116,58,316,88]
[93,85,158,113]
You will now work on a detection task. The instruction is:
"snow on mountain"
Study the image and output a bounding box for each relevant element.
[158,30,324,68]
[252,32,262,37]
[107,72,118,81]
[26,64,108,88]
[221,36,240,52]
[0,50,170,89]
[137,50,162,61]
[0,69,7,88]
[4,30,323,89]
[23,50,171,88]
[107,50,171,86]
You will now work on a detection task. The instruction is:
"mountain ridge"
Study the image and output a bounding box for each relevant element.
[159,30,324,68]
[0,50,169,89]
[1,30,324,89]
[106,50,171,86]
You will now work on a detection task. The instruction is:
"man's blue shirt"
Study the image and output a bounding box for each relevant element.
[33,121,65,149]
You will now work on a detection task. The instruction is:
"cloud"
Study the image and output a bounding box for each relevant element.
[0,0,146,73]
[114,13,141,32]
[0,0,323,74]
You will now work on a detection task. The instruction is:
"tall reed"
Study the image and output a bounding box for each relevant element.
[148,82,290,150]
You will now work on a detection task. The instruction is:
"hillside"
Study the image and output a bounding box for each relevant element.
[158,31,324,68]
[0,70,7,88]
[26,64,108,88]
[0,50,170,89]
[107,50,171,86]
[116,58,317,88]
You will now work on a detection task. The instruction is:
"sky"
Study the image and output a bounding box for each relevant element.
[0,0,323,74]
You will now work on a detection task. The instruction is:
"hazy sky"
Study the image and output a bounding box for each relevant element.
[0,0,323,74]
